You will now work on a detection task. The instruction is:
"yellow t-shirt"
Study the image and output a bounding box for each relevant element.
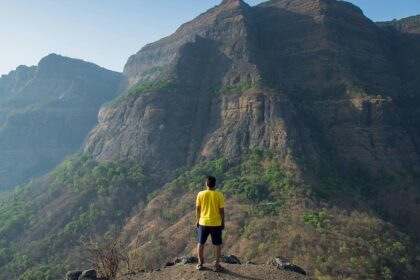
[196,189,225,226]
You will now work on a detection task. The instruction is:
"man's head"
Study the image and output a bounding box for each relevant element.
[206,176,216,189]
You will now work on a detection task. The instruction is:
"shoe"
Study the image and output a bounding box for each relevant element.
[213,264,224,272]
[196,263,204,270]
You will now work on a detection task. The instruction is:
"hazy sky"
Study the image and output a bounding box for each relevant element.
[1,0,419,76]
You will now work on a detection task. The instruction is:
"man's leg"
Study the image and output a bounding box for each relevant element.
[197,225,209,266]
[211,226,223,267]
[197,243,205,265]
[215,244,222,265]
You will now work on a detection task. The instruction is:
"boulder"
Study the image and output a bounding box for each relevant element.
[66,270,82,280]
[271,257,306,275]
[221,255,241,264]
[173,256,198,264]
[78,269,97,280]
[165,261,175,267]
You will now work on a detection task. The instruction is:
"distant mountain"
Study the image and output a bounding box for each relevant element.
[0,54,123,191]
[0,1,420,280]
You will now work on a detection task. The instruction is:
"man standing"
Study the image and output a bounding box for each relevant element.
[196,175,225,272]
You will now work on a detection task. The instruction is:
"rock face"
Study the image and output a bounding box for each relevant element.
[0,54,122,191]
[123,0,256,88]
[378,15,420,34]
[84,0,420,180]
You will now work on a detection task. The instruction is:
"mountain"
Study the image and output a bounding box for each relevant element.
[1,0,420,279]
[84,0,420,176]
[0,54,123,191]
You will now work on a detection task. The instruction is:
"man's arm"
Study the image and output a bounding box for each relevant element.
[219,193,225,229]
[220,208,225,229]
[196,206,201,227]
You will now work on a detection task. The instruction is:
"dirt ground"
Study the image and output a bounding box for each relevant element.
[119,263,308,280]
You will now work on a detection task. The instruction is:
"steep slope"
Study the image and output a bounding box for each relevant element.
[119,155,418,280]
[1,0,420,279]
[84,0,263,172]
[0,155,153,279]
[0,54,122,191]
[377,15,420,158]
[123,0,258,87]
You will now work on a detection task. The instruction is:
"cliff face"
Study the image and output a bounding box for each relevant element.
[0,54,122,191]
[84,0,264,172]
[84,0,420,179]
[123,0,257,87]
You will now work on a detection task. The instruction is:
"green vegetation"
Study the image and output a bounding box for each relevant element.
[309,211,416,280]
[287,81,381,103]
[0,154,151,279]
[156,149,419,279]
[140,65,165,77]
[129,79,178,94]
[302,211,329,230]
[18,264,65,280]
[112,79,179,106]
[175,149,295,216]
[218,79,276,95]
[1,149,418,279]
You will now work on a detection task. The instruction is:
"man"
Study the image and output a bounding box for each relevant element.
[196,175,225,272]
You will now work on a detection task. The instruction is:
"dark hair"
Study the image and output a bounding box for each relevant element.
[206,176,216,188]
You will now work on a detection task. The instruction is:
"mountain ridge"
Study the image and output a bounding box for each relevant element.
[0,53,123,191]
[123,0,255,88]
[377,14,420,34]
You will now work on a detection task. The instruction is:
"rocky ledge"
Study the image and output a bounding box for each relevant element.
[67,256,307,280]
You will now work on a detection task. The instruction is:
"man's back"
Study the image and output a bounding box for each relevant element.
[196,189,224,227]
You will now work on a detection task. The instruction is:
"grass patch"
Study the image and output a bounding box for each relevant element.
[218,79,277,95]
[112,79,179,106]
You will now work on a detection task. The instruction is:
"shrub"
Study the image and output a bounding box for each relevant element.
[81,235,132,279]
[302,211,329,229]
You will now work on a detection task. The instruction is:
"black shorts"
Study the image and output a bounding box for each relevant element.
[197,225,223,245]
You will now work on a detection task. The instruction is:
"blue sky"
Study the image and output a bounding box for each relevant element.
[1,0,419,76]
